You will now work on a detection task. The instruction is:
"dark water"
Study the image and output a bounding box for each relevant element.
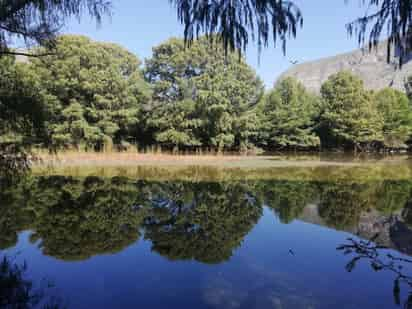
[2,170,412,308]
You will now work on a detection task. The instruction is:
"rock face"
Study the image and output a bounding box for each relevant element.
[278,42,412,93]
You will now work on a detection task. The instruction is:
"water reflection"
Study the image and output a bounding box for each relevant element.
[2,175,412,262]
[4,173,412,307]
[338,234,412,308]
[142,181,262,263]
[0,255,64,308]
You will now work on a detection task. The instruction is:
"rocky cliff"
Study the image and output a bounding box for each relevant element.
[278,42,412,93]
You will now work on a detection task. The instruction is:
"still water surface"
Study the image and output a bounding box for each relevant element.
[2,165,412,308]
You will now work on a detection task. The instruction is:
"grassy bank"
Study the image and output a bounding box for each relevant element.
[34,150,411,168]
[31,150,412,182]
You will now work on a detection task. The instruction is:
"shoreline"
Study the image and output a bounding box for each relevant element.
[34,152,412,168]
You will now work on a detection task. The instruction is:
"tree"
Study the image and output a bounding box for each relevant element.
[0,55,50,174]
[148,99,202,151]
[2,0,409,65]
[260,77,320,150]
[319,71,383,151]
[144,37,263,151]
[347,0,412,66]
[170,0,303,55]
[374,88,412,149]
[171,0,412,65]
[0,0,110,57]
[30,35,151,150]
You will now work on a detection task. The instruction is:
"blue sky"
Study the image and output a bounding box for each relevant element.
[64,1,368,87]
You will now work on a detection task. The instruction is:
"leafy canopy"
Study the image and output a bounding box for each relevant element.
[374,88,412,148]
[144,37,263,151]
[260,77,320,149]
[320,71,384,150]
[30,35,150,150]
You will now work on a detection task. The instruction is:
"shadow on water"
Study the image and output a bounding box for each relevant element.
[0,254,65,309]
[338,232,412,308]
[4,170,412,307]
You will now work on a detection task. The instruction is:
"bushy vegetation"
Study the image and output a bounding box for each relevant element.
[2,34,412,154]
[143,37,264,152]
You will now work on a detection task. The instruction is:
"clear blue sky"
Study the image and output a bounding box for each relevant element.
[64,0,368,87]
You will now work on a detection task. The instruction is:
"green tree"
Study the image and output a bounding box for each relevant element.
[374,88,412,149]
[148,99,202,150]
[0,56,51,174]
[144,37,263,151]
[319,71,383,151]
[260,77,320,150]
[30,35,151,150]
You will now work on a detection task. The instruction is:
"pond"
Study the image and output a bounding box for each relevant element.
[2,163,412,308]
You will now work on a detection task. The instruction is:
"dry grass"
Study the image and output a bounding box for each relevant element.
[33,149,412,169]
[33,162,412,182]
[37,151,251,166]
[30,149,412,181]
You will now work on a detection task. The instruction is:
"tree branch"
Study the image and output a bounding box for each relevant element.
[0,50,54,57]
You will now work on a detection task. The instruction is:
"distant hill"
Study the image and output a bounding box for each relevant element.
[278,42,412,93]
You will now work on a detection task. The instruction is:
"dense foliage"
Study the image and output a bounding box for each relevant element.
[319,71,384,151]
[30,35,151,151]
[0,55,49,174]
[2,35,412,153]
[259,77,320,149]
[144,37,263,151]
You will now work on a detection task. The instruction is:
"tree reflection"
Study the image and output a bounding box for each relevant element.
[0,176,263,262]
[0,255,64,308]
[28,176,147,261]
[259,180,317,223]
[318,182,377,229]
[0,176,147,260]
[142,181,263,263]
[0,177,34,249]
[338,235,412,308]
[3,174,412,262]
[374,181,411,214]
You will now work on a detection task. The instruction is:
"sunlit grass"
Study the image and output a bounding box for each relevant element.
[30,149,412,182]
[33,162,412,182]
